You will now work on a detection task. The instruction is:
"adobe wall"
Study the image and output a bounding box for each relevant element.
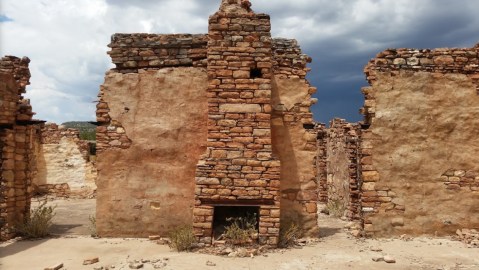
[96,66,209,236]
[0,56,42,241]
[270,39,318,236]
[34,123,96,198]
[97,29,318,237]
[361,44,479,236]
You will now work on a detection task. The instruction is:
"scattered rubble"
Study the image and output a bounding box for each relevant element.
[456,229,479,248]
[206,260,216,266]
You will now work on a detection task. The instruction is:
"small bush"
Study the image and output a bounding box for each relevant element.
[279,222,302,248]
[16,200,55,239]
[88,215,97,237]
[223,213,258,245]
[327,199,345,218]
[168,225,196,252]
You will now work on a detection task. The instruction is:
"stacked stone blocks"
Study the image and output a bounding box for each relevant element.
[0,56,42,241]
[193,1,281,245]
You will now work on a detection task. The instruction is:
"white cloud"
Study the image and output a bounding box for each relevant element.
[1,0,478,123]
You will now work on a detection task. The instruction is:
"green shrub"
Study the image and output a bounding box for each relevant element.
[168,225,196,252]
[79,130,96,141]
[279,221,302,248]
[88,215,97,237]
[327,199,345,218]
[16,200,55,239]
[223,213,258,245]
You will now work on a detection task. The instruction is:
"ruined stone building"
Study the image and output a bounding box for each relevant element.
[318,44,479,237]
[3,0,477,245]
[0,56,43,240]
[96,0,318,244]
[1,56,97,241]
[95,0,479,244]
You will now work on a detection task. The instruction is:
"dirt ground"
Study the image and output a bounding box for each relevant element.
[1,199,478,270]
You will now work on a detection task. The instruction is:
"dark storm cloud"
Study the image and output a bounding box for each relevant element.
[273,0,479,123]
[2,0,478,123]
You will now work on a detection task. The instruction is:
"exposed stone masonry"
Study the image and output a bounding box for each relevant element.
[316,124,327,204]
[315,120,361,221]
[193,0,281,245]
[41,123,90,159]
[0,56,42,241]
[326,119,361,221]
[108,34,208,73]
[441,169,479,191]
[107,33,313,80]
[363,46,479,120]
[96,96,132,153]
[0,56,34,123]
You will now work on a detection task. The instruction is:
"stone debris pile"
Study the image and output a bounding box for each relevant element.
[456,229,479,248]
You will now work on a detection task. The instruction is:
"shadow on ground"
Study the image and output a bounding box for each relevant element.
[50,224,84,235]
[319,227,341,238]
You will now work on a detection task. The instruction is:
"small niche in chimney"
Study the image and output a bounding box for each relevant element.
[250,68,262,79]
[212,206,259,241]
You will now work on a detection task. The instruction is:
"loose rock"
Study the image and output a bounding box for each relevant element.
[83,257,99,265]
[384,255,396,263]
[44,263,63,270]
[372,256,384,262]
[206,260,216,266]
[129,262,144,269]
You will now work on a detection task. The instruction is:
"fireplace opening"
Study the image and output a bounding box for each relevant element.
[212,206,260,241]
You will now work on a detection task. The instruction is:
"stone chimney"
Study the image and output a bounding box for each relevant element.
[192,0,281,246]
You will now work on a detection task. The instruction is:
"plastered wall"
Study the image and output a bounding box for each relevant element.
[360,45,479,236]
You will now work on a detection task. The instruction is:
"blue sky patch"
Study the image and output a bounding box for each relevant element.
[0,14,13,23]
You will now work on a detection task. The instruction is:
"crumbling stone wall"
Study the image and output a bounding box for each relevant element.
[96,0,319,240]
[0,56,42,240]
[270,38,319,236]
[34,123,96,198]
[325,119,360,220]
[360,44,479,236]
[316,123,328,205]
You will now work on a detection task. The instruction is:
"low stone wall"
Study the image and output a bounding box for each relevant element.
[360,43,479,237]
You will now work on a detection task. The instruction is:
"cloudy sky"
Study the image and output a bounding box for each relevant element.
[1,0,478,124]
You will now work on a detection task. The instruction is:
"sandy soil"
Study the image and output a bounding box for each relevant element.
[1,199,478,270]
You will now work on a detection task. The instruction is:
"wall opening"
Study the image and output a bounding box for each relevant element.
[250,68,262,79]
[212,206,259,240]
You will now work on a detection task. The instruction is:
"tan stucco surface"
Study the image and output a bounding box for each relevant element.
[35,137,94,190]
[271,75,319,236]
[97,70,318,237]
[96,68,208,237]
[369,71,479,236]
